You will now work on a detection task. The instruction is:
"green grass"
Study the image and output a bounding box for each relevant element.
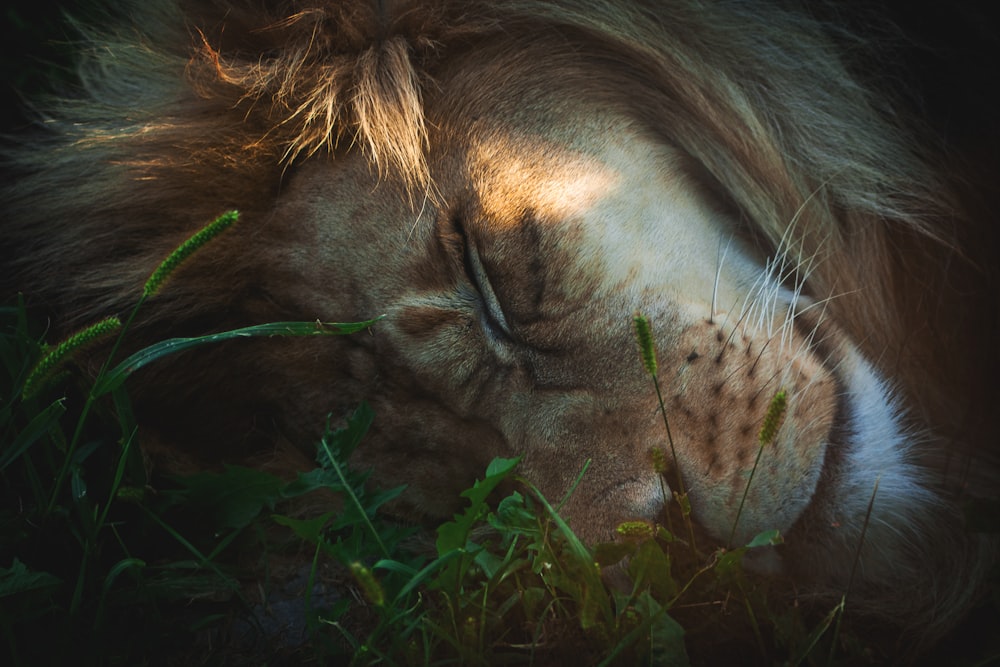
[4,211,992,665]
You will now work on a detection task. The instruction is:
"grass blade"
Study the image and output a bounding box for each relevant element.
[94,318,382,396]
[0,398,66,470]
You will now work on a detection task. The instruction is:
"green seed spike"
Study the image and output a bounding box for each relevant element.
[143,210,240,297]
[650,446,668,475]
[115,486,147,503]
[758,389,788,446]
[727,388,788,548]
[22,316,122,399]
[616,520,655,541]
[349,561,385,607]
[633,313,658,376]
[634,312,697,554]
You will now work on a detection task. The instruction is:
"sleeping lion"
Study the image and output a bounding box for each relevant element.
[3,0,997,659]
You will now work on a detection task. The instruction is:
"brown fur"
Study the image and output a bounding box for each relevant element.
[3,0,997,657]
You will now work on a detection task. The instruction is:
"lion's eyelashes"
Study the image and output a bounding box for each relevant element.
[466,245,515,343]
[447,213,515,343]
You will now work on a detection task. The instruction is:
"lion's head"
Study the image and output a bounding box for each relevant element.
[3,0,997,655]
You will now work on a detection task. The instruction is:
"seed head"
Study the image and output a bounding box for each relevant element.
[144,210,239,297]
[350,561,385,607]
[758,389,788,446]
[22,316,122,398]
[633,313,658,376]
[616,520,655,541]
[650,446,668,475]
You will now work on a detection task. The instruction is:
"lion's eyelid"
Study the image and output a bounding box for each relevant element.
[465,239,514,341]
[446,212,515,341]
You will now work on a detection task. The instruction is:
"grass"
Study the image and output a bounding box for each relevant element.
[2,211,995,665]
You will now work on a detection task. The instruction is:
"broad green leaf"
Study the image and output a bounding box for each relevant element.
[637,592,689,667]
[0,559,61,597]
[593,541,636,568]
[472,546,506,579]
[715,547,746,579]
[484,456,521,480]
[519,586,546,623]
[489,490,535,531]
[656,526,676,542]
[391,550,463,603]
[436,456,520,555]
[282,467,344,497]
[628,539,676,600]
[320,401,375,462]
[272,511,337,543]
[311,403,397,560]
[746,529,783,549]
[600,592,688,667]
[172,465,285,529]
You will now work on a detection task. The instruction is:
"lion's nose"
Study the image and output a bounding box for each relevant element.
[655,313,838,546]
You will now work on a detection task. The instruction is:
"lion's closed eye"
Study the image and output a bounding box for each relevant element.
[449,214,515,343]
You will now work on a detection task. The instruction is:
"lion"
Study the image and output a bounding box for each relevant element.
[2,0,997,658]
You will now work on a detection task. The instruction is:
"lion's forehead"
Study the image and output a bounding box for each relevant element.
[449,123,760,322]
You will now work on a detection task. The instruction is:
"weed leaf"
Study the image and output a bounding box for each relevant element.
[0,558,61,597]
[169,465,285,529]
[320,401,376,463]
[637,592,689,667]
[594,541,636,568]
[746,529,783,548]
[436,456,520,554]
[273,511,337,543]
[490,490,535,531]
[628,539,676,600]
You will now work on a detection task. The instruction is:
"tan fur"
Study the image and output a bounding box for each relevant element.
[2,0,996,655]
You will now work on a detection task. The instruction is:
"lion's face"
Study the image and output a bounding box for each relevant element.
[251,52,929,591]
